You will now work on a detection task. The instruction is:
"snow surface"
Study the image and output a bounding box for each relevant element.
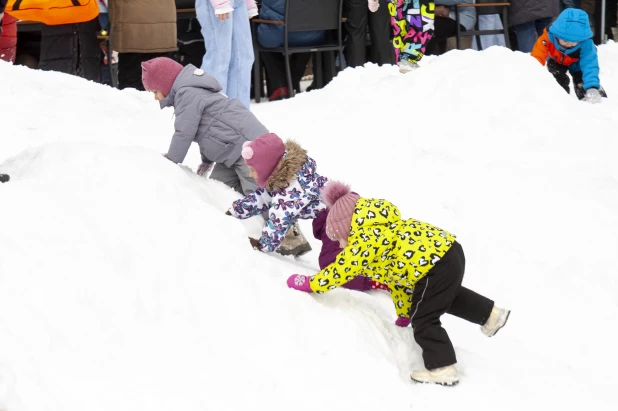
[1,45,618,411]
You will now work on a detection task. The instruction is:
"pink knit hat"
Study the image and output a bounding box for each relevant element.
[322,181,360,241]
[241,133,286,188]
[141,57,184,96]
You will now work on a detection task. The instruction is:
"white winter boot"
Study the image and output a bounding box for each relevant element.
[410,365,459,386]
[481,305,511,337]
[398,59,419,74]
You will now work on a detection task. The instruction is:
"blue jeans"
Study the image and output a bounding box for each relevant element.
[515,17,554,53]
[196,0,254,109]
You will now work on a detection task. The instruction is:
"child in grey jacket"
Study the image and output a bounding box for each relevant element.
[141,57,269,195]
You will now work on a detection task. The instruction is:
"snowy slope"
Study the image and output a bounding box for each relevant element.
[1,44,617,411]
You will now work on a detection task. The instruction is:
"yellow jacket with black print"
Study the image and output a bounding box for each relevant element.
[309,198,456,320]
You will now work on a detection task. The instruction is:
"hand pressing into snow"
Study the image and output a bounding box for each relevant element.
[585,88,602,104]
[368,0,379,12]
[287,274,313,292]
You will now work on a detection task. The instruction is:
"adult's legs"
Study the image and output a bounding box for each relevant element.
[227,0,254,108]
[514,20,538,52]
[196,0,233,94]
[118,52,168,90]
[368,0,396,65]
[344,0,369,67]
[262,52,310,97]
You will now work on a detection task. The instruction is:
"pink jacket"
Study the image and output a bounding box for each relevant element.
[211,0,258,16]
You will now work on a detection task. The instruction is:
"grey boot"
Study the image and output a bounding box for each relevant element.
[277,223,312,257]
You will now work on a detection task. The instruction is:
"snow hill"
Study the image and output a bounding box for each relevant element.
[1,45,618,411]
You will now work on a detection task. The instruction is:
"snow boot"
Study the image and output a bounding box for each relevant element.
[399,59,419,74]
[276,223,312,257]
[481,305,511,337]
[411,365,459,386]
[0,174,9,183]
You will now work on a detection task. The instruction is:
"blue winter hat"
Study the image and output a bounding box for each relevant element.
[549,8,593,43]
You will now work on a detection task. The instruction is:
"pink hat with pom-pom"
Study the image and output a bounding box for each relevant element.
[241,133,286,188]
[322,181,360,241]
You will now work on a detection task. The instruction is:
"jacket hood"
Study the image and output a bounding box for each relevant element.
[351,199,402,233]
[160,64,223,108]
[265,140,308,191]
[549,8,593,43]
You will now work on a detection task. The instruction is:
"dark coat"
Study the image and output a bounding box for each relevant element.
[312,208,372,291]
[257,0,325,48]
[39,18,101,82]
[508,0,560,27]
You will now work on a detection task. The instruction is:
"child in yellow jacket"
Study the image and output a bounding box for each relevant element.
[287,181,510,386]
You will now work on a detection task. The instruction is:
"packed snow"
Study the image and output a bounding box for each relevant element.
[1,44,617,411]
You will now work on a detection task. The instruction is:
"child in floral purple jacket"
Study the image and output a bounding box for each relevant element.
[226,133,325,256]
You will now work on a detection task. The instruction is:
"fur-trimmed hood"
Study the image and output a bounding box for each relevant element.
[265,140,308,191]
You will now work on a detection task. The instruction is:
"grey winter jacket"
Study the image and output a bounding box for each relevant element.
[161,64,269,167]
[508,0,560,27]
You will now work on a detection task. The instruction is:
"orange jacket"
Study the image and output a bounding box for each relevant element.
[531,29,580,67]
[5,0,99,26]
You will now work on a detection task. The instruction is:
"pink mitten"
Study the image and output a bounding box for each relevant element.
[368,0,379,13]
[395,317,411,327]
[287,274,313,293]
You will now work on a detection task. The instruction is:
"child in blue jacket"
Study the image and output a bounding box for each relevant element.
[531,8,607,104]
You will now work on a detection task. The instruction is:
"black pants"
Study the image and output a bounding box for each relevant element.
[409,242,494,370]
[344,0,394,67]
[546,59,608,100]
[118,52,172,90]
[261,52,310,97]
[39,19,101,82]
[425,18,464,56]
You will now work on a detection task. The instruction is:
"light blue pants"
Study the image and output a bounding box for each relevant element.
[196,0,254,109]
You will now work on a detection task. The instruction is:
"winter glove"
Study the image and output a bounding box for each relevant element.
[584,88,602,104]
[395,317,411,327]
[196,161,214,176]
[287,274,314,293]
[247,8,258,18]
[249,237,261,250]
[368,0,379,12]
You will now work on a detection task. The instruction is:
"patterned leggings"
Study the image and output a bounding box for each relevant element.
[388,0,435,64]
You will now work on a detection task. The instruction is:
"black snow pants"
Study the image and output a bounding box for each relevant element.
[409,242,494,370]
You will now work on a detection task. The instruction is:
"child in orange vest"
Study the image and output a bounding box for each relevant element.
[531,8,607,104]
